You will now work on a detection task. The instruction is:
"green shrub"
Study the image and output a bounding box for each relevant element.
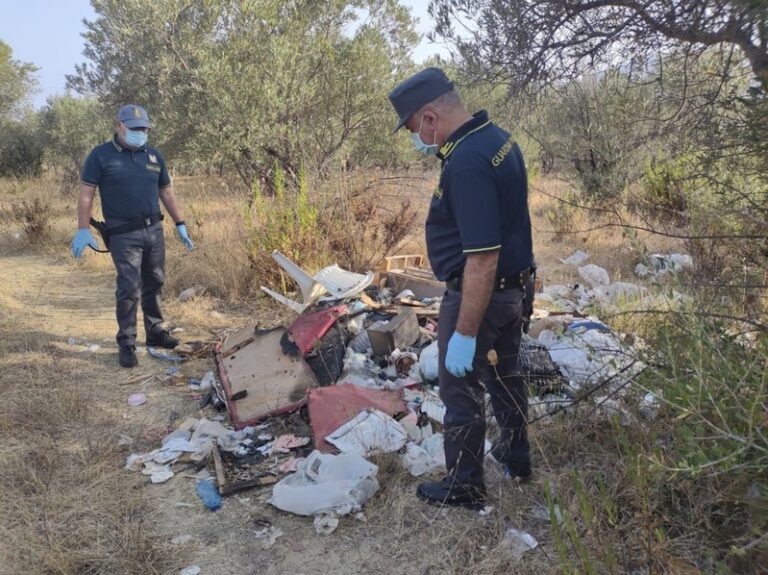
[542,310,767,573]
[638,155,698,222]
[0,121,43,178]
[244,165,417,289]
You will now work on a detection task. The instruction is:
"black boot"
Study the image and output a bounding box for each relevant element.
[416,477,487,509]
[146,329,179,349]
[119,345,138,368]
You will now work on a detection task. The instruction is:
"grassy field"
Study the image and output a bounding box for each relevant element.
[1,172,763,574]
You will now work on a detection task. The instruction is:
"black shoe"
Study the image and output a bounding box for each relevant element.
[416,477,487,509]
[119,345,138,368]
[146,330,179,349]
[490,442,533,482]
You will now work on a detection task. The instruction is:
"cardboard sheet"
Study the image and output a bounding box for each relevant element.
[307,384,406,453]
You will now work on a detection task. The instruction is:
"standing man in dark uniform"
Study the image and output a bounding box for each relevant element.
[70,104,194,368]
[389,68,535,508]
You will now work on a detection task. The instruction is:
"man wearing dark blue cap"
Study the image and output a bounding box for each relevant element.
[389,68,535,508]
[71,104,194,368]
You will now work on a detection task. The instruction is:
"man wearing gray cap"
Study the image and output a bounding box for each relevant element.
[389,68,535,508]
[71,104,194,368]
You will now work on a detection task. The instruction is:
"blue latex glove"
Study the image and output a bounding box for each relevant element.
[71,228,97,258]
[445,332,477,377]
[176,223,194,250]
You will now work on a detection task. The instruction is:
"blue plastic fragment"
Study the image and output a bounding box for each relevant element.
[566,320,612,334]
[196,479,222,511]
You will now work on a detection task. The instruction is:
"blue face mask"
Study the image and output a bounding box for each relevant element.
[124,129,148,148]
[411,115,438,156]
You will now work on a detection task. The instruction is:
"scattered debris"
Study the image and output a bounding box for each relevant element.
[418,340,439,381]
[634,262,650,278]
[128,393,147,407]
[479,505,495,516]
[538,324,641,390]
[254,525,283,548]
[313,513,340,535]
[639,391,661,420]
[503,527,539,559]
[380,254,444,299]
[635,253,694,279]
[261,250,373,313]
[150,468,174,484]
[307,384,405,453]
[66,336,101,352]
[196,479,222,511]
[176,340,213,359]
[180,567,201,575]
[593,282,646,304]
[279,457,302,474]
[271,434,311,454]
[578,264,610,287]
[420,389,446,423]
[147,347,186,363]
[269,451,379,516]
[171,534,194,545]
[178,286,205,302]
[560,250,590,266]
[117,250,654,540]
[530,503,564,525]
[402,434,446,476]
[325,409,408,456]
[399,411,433,442]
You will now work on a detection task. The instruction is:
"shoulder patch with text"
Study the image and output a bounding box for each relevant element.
[491,137,515,167]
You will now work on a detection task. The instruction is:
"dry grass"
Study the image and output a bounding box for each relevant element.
[0,298,174,574]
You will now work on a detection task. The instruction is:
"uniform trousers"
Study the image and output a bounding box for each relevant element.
[437,287,529,488]
[107,221,166,346]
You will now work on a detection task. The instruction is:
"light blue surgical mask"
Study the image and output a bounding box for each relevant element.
[411,115,438,156]
[124,129,148,148]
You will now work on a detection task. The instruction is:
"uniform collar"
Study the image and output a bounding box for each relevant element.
[436,110,491,161]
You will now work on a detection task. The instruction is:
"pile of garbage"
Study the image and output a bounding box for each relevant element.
[123,250,663,534]
[539,249,695,313]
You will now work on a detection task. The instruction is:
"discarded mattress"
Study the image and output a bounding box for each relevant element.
[214,325,315,429]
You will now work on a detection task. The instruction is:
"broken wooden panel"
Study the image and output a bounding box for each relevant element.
[214,327,314,429]
[384,268,445,300]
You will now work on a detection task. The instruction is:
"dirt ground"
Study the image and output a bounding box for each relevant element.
[0,177,681,575]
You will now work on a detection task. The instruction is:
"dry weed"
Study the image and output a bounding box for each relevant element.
[0,309,174,575]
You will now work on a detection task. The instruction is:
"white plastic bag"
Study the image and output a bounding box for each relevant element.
[401,434,446,477]
[325,409,407,456]
[560,250,589,266]
[269,451,379,516]
[418,341,439,381]
[578,264,610,287]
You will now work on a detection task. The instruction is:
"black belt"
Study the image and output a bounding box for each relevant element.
[446,267,532,292]
[94,213,164,237]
